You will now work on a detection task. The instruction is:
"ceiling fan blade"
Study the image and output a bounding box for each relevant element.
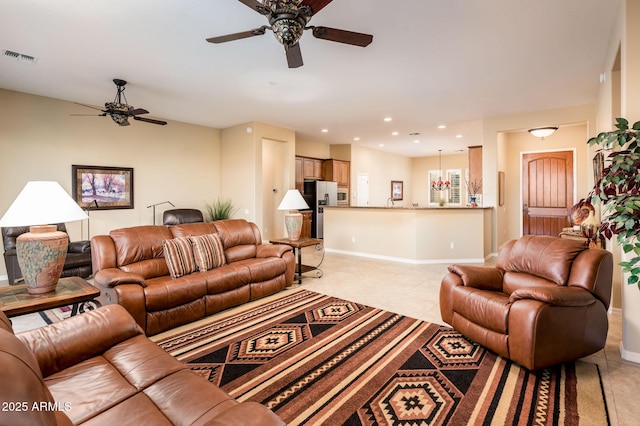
[70,113,107,117]
[300,0,334,15]
[237,0,269,14]
[128,108,149,116]
[75,103,106,112]
[285,43,303,68]
[206,26,267,44]
[134,116,168,126]
[311,26,373,47]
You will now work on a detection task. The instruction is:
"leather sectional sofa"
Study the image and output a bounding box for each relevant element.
[0,304,284,425]
[91,219,295,335]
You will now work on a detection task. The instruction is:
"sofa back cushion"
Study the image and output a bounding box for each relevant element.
[110,226,172,279]
[496,235,585,286]
[212,219,260,263]
[170,222,218,239]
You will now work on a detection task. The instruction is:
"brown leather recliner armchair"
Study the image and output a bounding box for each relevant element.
[440,235,613,370]
[2,223,92,285]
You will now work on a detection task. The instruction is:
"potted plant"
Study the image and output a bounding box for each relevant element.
[204,198,237,221]
[587,118,640,289]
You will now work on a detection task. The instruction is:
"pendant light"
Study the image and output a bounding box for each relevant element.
[431,150,450,191]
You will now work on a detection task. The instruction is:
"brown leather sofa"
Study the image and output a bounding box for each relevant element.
[91,219,295,335]
[0,304,284,425]
[2,223,92,285]
[440,235,613,370]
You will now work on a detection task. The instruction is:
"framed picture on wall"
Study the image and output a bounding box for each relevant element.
[72,165,134,210]
[391,180,403,201]
[593,152,604,183]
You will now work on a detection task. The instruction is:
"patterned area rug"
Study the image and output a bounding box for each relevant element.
[152,289,609,425]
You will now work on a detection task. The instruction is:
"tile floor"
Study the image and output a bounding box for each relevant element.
[5,248,640,425]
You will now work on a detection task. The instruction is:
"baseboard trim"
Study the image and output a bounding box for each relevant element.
[324,248,485,265]
[620,342,640,364]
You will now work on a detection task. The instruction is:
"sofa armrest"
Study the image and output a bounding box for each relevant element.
[16,304,144,378]
[447,264,504,291]
[95,268,147,288]
[509,286,596,307]
[257,243,292,258]
[68,240,91,253]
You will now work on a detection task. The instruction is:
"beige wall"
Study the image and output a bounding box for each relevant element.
[295,136,331,159]
[0,89,221,278]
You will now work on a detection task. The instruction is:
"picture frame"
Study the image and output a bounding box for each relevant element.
[498,171,505,206]
[72,165,134,210]
[391,180,403,201]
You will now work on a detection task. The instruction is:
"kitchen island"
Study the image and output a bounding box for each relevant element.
[323,206,492,263]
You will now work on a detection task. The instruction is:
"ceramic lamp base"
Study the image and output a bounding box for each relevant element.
[284,212,303,241]
[16,225,68,294]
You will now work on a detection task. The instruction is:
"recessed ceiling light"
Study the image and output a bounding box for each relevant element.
[321,129,328,133]
[353,137,360,141]
[391,131,399,136]
[413,140,420,144]
[456,134,463,138]
[438,125,446,129]
[384,117,392,122]
[379,144,385,147]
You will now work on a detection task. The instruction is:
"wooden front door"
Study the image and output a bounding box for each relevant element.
[522,151,573,236]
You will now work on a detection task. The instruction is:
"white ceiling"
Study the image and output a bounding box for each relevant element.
[0,0,620,157]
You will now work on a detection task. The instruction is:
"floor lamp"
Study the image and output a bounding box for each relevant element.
[0,181,88,294]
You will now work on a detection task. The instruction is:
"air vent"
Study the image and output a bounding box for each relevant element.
[2,49,38,64]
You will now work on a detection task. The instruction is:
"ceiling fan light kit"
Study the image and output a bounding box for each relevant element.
[528,126,558,140]
[207,0,373,68]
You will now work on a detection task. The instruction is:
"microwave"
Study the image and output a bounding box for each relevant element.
[337,188,349,205]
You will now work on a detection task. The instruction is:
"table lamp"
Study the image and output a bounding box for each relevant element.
[0,181,88,294]
[277,189,309,241]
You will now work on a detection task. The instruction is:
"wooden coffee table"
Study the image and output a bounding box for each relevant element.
[271,237,324,284]
[0,276,101,318]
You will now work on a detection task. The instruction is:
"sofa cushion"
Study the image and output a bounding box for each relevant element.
[163,237,197,278]
[111,225,172,269]
[190,233,226,271]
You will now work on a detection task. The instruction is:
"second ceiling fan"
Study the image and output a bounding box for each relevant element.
[206,0,373,68]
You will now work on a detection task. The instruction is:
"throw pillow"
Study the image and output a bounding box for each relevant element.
[163,237,197,278]
[190,233,226,271]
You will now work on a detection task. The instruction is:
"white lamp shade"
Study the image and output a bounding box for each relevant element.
[0,181,88,227]
[278,189,309,211]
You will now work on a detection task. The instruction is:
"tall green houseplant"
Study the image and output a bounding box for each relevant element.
[205,198,237,221]
[587,118,640,289]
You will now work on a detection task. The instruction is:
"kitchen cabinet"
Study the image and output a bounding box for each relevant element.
[323,159,350,187]
[301,210,312,238]
[295,157,304,193]
[302,157,324,180]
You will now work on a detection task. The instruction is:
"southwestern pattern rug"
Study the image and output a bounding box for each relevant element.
[152,289,609,425]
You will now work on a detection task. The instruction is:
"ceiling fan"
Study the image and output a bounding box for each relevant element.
[72,79,167,126]
[206,0,373,68]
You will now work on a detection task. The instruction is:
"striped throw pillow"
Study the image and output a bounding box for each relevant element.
[190,233,226,271]
[163,237,197,278]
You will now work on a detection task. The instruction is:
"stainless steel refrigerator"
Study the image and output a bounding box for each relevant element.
[303,180,337,238]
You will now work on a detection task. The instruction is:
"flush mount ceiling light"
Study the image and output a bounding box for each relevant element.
[528,126,558,140]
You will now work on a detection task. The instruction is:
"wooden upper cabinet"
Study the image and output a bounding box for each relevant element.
[468,146,482,193]
[297,156,324,180]
[295,157,304,193]
[323,159,350,187]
